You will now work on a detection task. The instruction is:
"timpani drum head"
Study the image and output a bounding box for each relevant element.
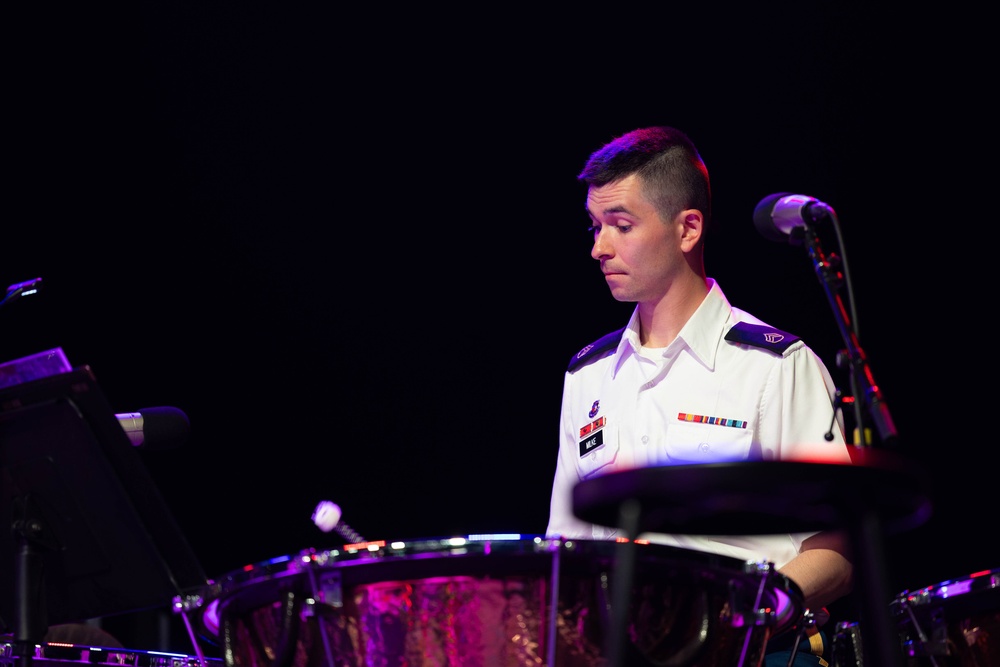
[196,535,803,667]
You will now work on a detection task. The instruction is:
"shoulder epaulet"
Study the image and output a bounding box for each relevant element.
[567,327,625,372]
[724,321,800,355]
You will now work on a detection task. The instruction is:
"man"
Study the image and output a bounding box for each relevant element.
[546,126,854,666]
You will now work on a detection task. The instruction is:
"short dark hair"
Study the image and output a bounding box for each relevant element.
[578,126,712,232]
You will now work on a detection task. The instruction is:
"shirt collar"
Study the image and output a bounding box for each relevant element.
[612,278,733,376]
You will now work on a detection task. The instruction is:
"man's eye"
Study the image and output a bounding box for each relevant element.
[588,222,630,235]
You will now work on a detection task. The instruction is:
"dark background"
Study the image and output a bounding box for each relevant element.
[5,3,994,656]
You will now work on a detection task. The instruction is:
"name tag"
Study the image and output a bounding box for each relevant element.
[579,429,604,457]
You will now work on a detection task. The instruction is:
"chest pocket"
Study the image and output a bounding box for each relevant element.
[577,422,620,479]
[660,421,753,464]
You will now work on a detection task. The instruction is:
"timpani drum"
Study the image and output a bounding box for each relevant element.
[891,566,999,666]
[193,535,804,667]
[0,641,223,667]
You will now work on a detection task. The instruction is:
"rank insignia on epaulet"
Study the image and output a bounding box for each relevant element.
[724,321,800,355]
[567,327,625,372]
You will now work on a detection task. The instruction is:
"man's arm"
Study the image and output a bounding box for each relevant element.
[778,530,854,611]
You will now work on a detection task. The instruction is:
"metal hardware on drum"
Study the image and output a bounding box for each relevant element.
[1,642,223,667]
[184,534,807,667]
[782,609,816,667]
[831,621,864,667]
[891,567,999,667]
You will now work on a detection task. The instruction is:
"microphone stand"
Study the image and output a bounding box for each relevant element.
[794,220,903,667]
[795,225,897,447]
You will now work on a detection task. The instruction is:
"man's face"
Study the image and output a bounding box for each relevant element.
[586,174,685,305]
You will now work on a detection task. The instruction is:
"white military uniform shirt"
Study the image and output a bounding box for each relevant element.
[546,278,852,569]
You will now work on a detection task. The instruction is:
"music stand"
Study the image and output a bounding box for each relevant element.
[572,456,933,667]
[0,366,209,667]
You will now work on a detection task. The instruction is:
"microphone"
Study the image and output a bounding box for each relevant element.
[753,192,835,243]
[116,406,190,450]
[0,276,43,310]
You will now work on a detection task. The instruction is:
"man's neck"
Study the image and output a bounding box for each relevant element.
[637,275,710,348]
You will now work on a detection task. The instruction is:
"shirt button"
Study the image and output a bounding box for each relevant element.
[641,435,649,445]
[698,442,710,453]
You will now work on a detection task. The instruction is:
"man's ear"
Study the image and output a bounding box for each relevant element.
[678,209,704,251]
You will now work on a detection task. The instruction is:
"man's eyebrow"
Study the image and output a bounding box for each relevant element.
[586,204,634,218]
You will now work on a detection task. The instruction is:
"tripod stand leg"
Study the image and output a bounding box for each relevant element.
[851,509,902,667]
[606,499,641,667]
[12,520,48,667]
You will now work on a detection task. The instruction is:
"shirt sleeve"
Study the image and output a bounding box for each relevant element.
[546,371,597,538]
[759,343,852,463]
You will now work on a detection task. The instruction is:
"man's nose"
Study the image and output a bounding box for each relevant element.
[591,231,612,260]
